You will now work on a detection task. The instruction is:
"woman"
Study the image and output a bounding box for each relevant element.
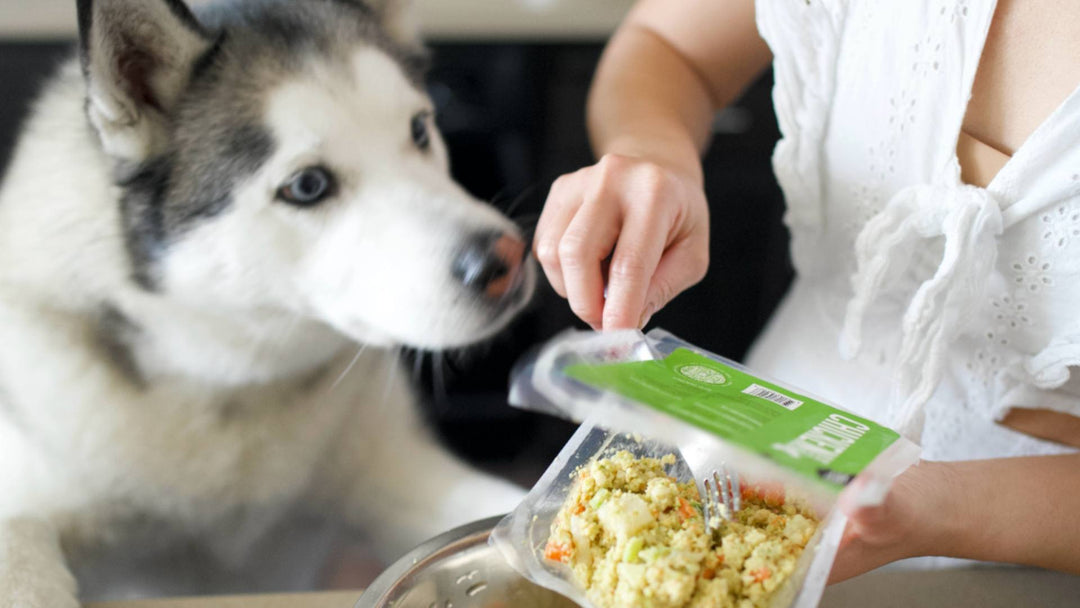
[533,0,1080,581]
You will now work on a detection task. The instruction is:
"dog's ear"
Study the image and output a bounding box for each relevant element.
[366,0,421,48]
[77,0,215,163]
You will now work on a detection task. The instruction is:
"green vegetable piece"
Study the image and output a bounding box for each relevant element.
[623,536,644,563]
[639,546,671,563]
[590,488,610,509]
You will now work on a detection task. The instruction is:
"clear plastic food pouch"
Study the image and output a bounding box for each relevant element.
[492,328,921,608]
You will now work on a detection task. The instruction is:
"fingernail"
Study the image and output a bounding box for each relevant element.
[638,304,657,329]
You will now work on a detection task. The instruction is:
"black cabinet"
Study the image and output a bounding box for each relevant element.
[421,42,791,483]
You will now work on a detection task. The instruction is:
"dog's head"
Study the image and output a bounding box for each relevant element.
[77,0,534,350]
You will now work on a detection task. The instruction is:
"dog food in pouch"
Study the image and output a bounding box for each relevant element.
[492,328,921,608]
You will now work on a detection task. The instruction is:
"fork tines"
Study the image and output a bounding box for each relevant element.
[703,465,741,532]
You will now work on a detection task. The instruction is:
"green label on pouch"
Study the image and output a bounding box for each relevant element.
[565,348,899,491]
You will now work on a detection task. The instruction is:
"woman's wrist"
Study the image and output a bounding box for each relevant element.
[599,133,705,187]
[830,459,964,582]
[902,460,970,560]
[932,454,1080,570]
[584,14,716,189]
[902,455,1080,572]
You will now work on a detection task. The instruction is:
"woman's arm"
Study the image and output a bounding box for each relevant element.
[587,0,773,179]
[533,0,772,330]
[832,453,1080,582]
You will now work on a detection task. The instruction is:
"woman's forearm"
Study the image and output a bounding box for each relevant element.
[585,0,772,183]
[586,23,714,184]
[943,453,1080,572]
[832,453,1080,582]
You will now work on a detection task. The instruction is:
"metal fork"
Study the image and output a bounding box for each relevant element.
[702,466,741,532]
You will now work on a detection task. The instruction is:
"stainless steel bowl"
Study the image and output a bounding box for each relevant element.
[355,516,578,608]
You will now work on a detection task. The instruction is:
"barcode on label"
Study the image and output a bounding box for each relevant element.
[742,383,803,410]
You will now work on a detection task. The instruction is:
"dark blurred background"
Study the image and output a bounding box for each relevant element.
[0,37,791,490]
[416,43,792,486]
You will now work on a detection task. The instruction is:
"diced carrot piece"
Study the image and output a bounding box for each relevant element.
[544,541,571,563]
[678,497,695,520]
[742,482,786,507]
[701,567,716,580]
[764,488,785,507]
[750,567,772,583]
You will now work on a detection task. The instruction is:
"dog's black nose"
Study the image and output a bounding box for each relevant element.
[452,231,525,298]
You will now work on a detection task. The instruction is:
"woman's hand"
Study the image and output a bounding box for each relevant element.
[533,153,710,330]
[829,461,960,583]
[531,0,771,330]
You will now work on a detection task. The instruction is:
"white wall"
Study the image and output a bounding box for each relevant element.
[0,0,631,40]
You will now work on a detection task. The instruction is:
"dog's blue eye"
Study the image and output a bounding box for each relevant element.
[278,166,335,206]
[411,112,430,150]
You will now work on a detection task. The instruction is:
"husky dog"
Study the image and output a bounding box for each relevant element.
[0,0,536,603]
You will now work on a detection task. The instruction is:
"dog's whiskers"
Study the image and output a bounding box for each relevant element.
[503,183,541,218]
[330,344,368,391]
[379,346,404,407]
[489,187,513,210]
[512,212,541,229]
[432,350,449,407]
[266,312,305,354]
[410,347,426,384]
[512,210,541,223]
[444,346,467,375]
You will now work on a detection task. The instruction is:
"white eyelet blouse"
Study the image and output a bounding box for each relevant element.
[745,0,1080,460]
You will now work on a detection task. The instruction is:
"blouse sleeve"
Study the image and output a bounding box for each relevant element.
[995,323,1080,419]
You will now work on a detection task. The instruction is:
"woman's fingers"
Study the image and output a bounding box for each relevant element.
[534,153,709,329]
[641,234,709,326]
[533,173,583,298]
[559,193,623,329]
[602,200,671,329]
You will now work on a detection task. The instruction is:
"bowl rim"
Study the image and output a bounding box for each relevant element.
[354,515,505,608]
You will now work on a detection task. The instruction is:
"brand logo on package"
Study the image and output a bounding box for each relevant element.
[677,364,729,385]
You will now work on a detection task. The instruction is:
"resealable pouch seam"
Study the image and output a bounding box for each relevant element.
[494,328,922,608]
[510,328,920,503]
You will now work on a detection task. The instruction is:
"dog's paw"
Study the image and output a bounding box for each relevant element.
[0,518,80,608]
[1,585,80,608]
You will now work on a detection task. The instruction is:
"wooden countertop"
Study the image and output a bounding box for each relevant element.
[84,568,1080,608]
[86,591,363,608]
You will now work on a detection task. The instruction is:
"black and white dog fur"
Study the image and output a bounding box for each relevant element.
[0,0,535,604]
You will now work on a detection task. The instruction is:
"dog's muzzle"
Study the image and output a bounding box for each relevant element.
[452,231,527,301]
